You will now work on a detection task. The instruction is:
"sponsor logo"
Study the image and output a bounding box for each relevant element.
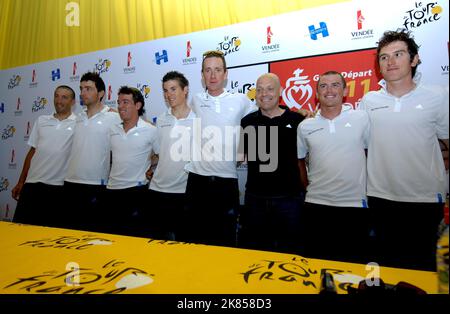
[308,22,329,40]
[8,75,21,89]
[155,50,168,65]
[262,26,280,53]
[307,127,325,135]
[123,51,136,74]
[94,58,112,74]
[217,35,241,56]
[272,49,379,110]
[282,68,314,111]
[182,41,197,65]
[8,149,16,169]
[1,125,15,140]
[403,1,443,30]
[137,84,151,98]
[29,69,38,88]
[351,10,374,40]
[32,97,48,113]
[24,121,31,141]
[70,62,80,82]
[14,97,22,116]
[370,106,389,111]
[267,26,273,44]
[0,102,4,113]
[51,68,61,81]
[108,85,113,100]
[229,80,256,102]
[105,85,116,106]
[186,41,192,57]
[5,203,11,220]
[0,177,9,192]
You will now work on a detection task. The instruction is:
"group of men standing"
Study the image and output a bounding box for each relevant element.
[11,30,448,272]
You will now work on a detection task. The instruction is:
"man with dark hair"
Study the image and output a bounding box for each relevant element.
[12,85,77,228]
[104,86,157,236]
[360,29,449,271]
[64,72,120,232]
[375,29,422,78]
[298,71,370,263]
[146,71,195,240]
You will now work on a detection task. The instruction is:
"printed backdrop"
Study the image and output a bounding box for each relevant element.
[0,0,448,219]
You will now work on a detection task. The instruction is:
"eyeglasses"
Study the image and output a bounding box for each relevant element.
[347,278,427,295]
[202,50,224,58]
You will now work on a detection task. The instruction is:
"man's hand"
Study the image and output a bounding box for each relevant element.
[11,182,24,201]
[439,139,449,170]
[298,108,315,118]
[146,154,159,180]
[145,167,155,180]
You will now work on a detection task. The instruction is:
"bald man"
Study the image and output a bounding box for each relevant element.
[239,73,306,254]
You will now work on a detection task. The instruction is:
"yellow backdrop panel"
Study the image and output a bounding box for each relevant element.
[0,0,348,70]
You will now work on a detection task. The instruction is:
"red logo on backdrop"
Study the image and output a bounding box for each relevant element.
[186,41,192,57]
[127,52,132,67]
[73,62,77,76]
[271,49,380,111]
[267,26,273,44]
[32,69,36,83]
[357,10,365,30]
[16,97,21,111]
[10,149,15,163]
[26,121,31,135]
[108,85,112,100]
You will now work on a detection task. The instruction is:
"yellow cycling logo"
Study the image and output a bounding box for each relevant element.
[1,125,16,140]
[32,97,48,113]
[8,75,21,89]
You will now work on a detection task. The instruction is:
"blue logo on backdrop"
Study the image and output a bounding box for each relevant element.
[51,68,61,81]
[155,50,168,65]
[0,102,4,113]
[308,22,329,40]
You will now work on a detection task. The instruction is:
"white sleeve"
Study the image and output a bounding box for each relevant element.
[241,95,257,117]
[436,88,449,139]
[358,95,368,111]
[153,125,161,155]
[27,117,40,148]
[190,95,200,114]
[362,111,370,149]
[297,122,308,159]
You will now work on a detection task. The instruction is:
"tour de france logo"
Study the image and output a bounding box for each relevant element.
[1,125,16,140]
[8,75,21,89]
[31,97,48,113]
[0,177,9,192]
